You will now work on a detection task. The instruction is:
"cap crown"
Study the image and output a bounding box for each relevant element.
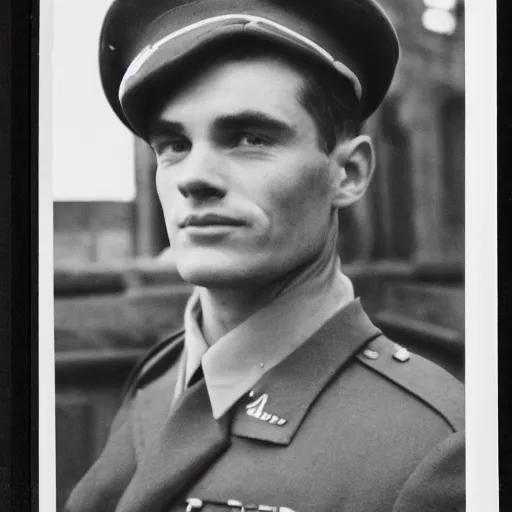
[100,0,400,135]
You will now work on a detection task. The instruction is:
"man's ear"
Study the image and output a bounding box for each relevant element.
[329,135,375,209]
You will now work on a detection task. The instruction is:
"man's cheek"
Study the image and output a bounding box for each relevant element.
[270,168,329,224]
[156,187,180,238]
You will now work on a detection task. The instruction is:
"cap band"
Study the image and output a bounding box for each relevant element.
[118,13,363,102]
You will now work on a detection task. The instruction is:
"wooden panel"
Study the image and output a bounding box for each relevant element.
[54,202,136,265]
[54,232,96,266]
[55,350,144,382]
[54,202,135,233]
[440,94,465,261]
[384,283,464,332]
[54,285,191,351]
[95,230,133,263]
[54,266,126,297]
[53,203,91,232]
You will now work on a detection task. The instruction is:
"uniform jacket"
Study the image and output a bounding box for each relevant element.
[65,300,465,512]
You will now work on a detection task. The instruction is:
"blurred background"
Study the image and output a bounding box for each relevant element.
[53,0,465,508]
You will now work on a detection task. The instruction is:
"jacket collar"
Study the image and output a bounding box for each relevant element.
[133,300,381,449]
[183,257,355,420]
[230,299,381,445]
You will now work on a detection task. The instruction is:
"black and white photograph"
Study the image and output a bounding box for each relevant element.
[35,0,497,510]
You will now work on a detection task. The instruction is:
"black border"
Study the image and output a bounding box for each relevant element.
[0,0,11,509]
[10,0,38,510]
[498,0,512,509]
[4,0,506,510]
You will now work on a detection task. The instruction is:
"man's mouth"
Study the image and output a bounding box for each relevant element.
[179,213,247,228]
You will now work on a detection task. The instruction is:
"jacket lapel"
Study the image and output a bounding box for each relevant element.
[115,379,231,512]
[131,357,183,458]
[231,299,382,445]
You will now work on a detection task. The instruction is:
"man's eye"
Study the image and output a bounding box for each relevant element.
[233,133,271,148]
[152,138,190,156]
[167,139,190,153]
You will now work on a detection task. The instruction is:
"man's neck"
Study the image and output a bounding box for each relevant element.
[196,230,341,346]
[197,279,291,346]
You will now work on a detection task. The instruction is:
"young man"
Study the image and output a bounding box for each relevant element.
[66,1,464,511]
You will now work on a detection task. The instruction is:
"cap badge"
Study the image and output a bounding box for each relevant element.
[246,393,287,426]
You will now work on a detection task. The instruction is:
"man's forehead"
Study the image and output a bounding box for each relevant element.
[154,57,305,125]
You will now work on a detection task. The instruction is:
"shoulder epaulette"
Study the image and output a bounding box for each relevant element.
[356,335,464,432]
[120,327,185,403]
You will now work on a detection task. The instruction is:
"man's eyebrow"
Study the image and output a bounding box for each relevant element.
[213,111,295,136]
[147,120,187,140]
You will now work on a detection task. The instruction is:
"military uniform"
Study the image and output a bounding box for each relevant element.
[66,300,464,512]
[66,0,465,510]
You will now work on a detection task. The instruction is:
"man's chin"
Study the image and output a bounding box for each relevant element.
[177,266,248,289]
[175,259,268,289]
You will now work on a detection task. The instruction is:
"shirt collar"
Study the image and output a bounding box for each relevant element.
[181,258,355,419]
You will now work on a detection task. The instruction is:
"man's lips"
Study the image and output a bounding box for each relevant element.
[179,213,247,228]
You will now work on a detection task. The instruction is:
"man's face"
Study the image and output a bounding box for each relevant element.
[148,57,338,288]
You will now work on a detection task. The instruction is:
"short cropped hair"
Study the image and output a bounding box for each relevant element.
[296,64,363,152]
[145,36,363,152]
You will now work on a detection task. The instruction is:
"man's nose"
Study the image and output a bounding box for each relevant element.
[177,145,227,201]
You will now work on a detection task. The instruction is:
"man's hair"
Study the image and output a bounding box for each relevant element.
[296,64,363,152]
[145,36,362,152]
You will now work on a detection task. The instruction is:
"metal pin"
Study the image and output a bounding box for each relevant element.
[186,498,203,511]
[227,499,246,511]
[392,345,411,363]
[362,348,379,360]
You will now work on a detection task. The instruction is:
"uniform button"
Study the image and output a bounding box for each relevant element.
[362,348,379,360]
[392,345,411,362]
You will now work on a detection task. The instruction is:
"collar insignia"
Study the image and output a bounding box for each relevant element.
[245,393,287,426]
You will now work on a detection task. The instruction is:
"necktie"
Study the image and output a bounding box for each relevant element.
[187,364,204,388]
[115,376,231,512]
